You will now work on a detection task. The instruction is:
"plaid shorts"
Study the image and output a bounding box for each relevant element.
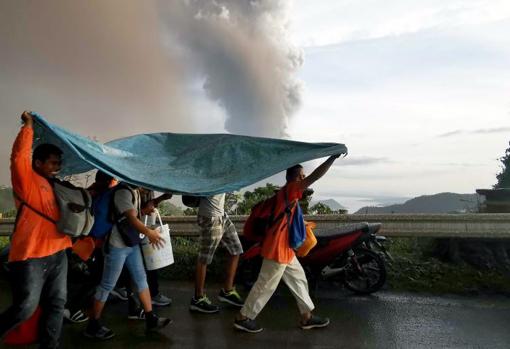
[197,215,243,265]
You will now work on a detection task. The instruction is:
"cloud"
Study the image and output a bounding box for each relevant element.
[358,196,411,206]
[335,156,393,166]
[473,127,510,134]
[437,127,510,138]
[437,130,464,138]
[433,162,489,167]
[291,0,510,48]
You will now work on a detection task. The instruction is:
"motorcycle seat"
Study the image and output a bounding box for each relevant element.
[314,222,370,239]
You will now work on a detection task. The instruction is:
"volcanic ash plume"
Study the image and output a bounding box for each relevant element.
[0,0,192,137]
[158,0,304,137]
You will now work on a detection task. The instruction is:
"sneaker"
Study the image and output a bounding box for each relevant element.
[145,313,172,333]
[300,315,330,330]
[152,293,172,307]
[127,308,146,320]
[234,318,263,333]
[189,295,220,314]
[218,288,244,307]
[64,309,89,324]
[83,323,115,340]
[110,287,129,301]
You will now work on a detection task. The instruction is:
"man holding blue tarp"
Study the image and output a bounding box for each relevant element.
[234,155,341,333]
[0,112,71,348]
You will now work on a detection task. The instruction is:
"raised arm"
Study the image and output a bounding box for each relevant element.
[153,193,173,206]
[141,192,173,215]
[301,154,342,189]
[10,111,35,200]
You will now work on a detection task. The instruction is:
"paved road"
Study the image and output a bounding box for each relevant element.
[1,280,510,348]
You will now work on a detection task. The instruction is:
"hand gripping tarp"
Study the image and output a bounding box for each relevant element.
[32,114,347,195]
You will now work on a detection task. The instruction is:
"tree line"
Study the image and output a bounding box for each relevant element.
[162,183,346,216]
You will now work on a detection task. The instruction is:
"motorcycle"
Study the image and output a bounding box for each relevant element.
[239,222,390,295]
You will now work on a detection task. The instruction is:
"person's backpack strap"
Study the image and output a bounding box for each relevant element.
[110,183,137,222]
[284,187,295,231]
[268,185,295,233]
[267,193,278,224]
[105,183,137,253]
[12,191,57,226]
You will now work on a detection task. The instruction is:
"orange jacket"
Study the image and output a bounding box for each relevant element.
[9,125,71,262]
[260,182,304,264]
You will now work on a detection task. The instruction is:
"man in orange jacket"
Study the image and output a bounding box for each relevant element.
[0,111,71,348]
[234,155,341,333]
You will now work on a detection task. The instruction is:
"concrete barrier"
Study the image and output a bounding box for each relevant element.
[2,214,510,238]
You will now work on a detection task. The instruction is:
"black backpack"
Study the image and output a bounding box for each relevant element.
[182,195,201,208]
[107,183,143,247]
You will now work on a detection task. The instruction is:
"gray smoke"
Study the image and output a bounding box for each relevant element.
[0,0,192,186]
[0,0,192,140]
[157,0,304,137]
[0,0,303,185]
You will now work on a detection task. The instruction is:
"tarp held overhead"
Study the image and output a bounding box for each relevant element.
[32,114,347,195]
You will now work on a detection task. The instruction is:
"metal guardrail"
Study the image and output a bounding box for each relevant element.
[2,214,510,238]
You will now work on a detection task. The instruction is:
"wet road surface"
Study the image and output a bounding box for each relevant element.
[1,280,510,348]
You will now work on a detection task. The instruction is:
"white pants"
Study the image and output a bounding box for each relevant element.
[240,256,315,319]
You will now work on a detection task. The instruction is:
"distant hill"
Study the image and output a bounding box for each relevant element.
[354,192,478,214]
[311,199,346,211]
[0,186,14,213]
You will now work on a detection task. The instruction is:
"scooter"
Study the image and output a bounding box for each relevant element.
[238,222,390,294]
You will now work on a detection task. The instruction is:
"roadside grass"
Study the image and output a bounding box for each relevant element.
[160,237,510,295]
[385,238,510,295]
[2,234,509,295]
[0,237,8,249]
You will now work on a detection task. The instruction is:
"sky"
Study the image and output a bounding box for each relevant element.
[1,0,509,212]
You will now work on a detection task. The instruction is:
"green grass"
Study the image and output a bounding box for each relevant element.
[0,237,9,249]
[2,233,509,295]
[385,238,510,295]
[157,237,510,295]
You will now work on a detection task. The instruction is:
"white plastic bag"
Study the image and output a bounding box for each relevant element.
[141,210,174,270]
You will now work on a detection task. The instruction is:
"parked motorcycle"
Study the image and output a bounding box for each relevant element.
[239,222,389,294]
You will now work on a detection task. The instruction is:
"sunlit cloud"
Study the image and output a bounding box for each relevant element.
[437,127,510,138]
[335,156,393,166]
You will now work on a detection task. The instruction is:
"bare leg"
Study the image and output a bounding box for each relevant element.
[138,288,153,313]
[224,254,240,291]
[301,312,312,322]
[91,300,106,320]
[195,260,207,298]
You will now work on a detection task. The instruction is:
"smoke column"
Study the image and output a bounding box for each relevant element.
[0,1,304,185]
[158,0,304,137]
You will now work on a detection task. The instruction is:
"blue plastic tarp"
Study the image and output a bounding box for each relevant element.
[32,114,347,195]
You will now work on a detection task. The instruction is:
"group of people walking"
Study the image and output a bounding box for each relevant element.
[0,111,341,348]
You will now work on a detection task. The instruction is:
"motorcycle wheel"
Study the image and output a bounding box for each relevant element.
[342,248,386,295]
